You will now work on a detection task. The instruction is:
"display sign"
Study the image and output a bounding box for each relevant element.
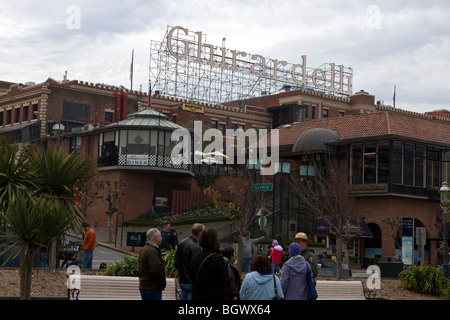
[167,26,353,95]
[182,103,205,113]
[126,232,146,247]
[126,154,148,166]
[401,217,414,265]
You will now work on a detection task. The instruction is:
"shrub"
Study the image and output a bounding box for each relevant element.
[398,265,449,296]
[103,249,179,278]
[104,254,139,276]
[162,248,179,278]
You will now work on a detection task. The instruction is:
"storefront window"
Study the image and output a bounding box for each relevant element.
[415,145,425,187]
[392,141,403,184]
[377,141,390,183]
[364,142,376,184]
[403,143,414,186]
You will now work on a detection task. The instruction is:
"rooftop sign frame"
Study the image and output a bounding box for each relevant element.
[150,26,353,105]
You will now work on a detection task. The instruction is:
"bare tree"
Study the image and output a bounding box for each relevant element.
[94,180,127,243]
[204,165,265,271]
[291,153,365,278]
[382,216,402,249]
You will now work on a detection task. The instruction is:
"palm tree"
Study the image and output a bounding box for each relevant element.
[0,193,76,299]
[0,144,95,299]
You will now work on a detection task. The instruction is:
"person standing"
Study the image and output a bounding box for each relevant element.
[138,228,166,300]
[80,222,96,269]
[269,240,284,275]
[294,232,318,279]
[161,221,178,250]
[189,228,230,300]
[280,243,311,300]
[174,223,205,300]
[241,231,264,273]
[222,246,241,300]
[239,254,284,300]
[436,241,445,268]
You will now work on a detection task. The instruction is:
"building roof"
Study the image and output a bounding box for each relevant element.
[274,111,450,148]
[99,108,185,131]
[292,128,340,153]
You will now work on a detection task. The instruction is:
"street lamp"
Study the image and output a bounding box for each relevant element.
[33,111,64,147]
[440,181,449,277]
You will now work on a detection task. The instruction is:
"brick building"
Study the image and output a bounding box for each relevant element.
[0,77,449,267]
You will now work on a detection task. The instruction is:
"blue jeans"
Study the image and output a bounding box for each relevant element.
[242,258,251,273]
[179,283,193,300]
[139,288,162,300]
[272,262,281,274]
[80,250,93,269]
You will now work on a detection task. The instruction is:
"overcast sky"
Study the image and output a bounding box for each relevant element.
[1,0,449,113]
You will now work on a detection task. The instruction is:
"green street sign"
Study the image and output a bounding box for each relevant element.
[251,183,273,191]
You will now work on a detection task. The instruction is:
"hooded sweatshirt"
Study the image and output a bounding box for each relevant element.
[269,245,284,265]
[240,270,284,300]
[280,255,311,300]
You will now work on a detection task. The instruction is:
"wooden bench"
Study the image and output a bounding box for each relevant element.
[67,275,179,300]
[316,280,375,300]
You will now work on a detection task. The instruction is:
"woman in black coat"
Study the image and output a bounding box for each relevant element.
[189,228,231,300]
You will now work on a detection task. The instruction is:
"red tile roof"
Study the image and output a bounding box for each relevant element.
[272,111,450,147]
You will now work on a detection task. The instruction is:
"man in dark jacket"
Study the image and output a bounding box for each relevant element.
[138,228,166,300]
[174,223,205,300]
[161,221,178,250]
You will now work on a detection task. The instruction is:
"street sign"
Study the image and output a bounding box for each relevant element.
[251,183,273,191]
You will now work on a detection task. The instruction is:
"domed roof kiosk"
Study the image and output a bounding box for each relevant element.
[96,108,193,174]
[292,128,340,154]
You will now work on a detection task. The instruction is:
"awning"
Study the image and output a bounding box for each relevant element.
[316,219,374,238]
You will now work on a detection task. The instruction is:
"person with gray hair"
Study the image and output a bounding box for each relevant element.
[138,228,166,300]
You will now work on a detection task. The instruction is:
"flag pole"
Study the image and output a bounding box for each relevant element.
[393,85,396,108]
[130,49,134,90]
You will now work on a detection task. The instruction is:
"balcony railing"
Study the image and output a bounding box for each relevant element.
[98,153,193,172]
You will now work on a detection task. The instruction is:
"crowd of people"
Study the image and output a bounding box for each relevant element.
[137,222,319,301]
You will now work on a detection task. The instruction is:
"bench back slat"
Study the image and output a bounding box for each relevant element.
[316,280,367,300]
[68,275,178,300]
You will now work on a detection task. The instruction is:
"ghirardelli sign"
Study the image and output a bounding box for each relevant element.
[166,26,353,95]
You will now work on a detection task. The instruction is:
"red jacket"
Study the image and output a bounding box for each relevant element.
[269,246,284,264]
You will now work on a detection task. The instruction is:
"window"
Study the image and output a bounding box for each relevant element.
[415,146,425,187]
[6,110,11,125]
[128,130,149,154]
[403,143,414,186]
[377,141,390,183]
[322,108,329,119]
[32,104,38,119]
[105,111,113,122]
[426,149,440,190]
[14,108,20,123]
[351,144,363,184]
[219,123,225,135]
[311,106,315,120]
[23,106,29,122]
[0,111,3,126]
[364,142,377,184]
[211,120,218,129]
[392,141,403,184]
[62,102,90,120]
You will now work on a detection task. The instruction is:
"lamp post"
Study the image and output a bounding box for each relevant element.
[33,111,63,147]
[440,181,449,277]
